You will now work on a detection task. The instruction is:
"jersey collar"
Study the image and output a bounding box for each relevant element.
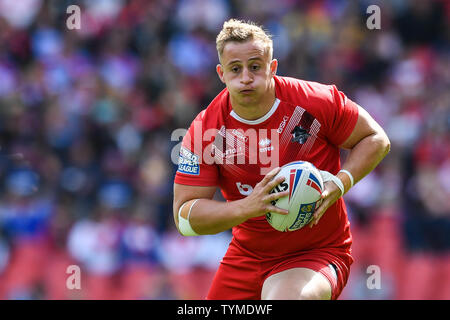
[229,98,280,125]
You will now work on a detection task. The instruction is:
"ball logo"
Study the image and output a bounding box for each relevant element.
[289,202,315,230]
[306,173,322,193]
[269,180,288,205]
[301,204,314,213]
[289,168,303,200]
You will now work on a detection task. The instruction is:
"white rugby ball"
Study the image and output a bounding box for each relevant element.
[266,161,324,232]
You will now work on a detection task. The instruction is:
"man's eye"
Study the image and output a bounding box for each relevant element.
[231,66,240,73]
[251,64,260,71]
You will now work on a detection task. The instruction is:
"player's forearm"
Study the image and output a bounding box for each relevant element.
[181,198,249,235]
[174,168,288,236]
[338,131,390,193]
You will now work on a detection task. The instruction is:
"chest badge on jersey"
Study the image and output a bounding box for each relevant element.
[291,125,311,144]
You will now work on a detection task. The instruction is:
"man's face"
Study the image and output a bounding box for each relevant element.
[217,39,277,107]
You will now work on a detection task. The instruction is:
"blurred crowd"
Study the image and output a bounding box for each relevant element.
[0,0,448,299]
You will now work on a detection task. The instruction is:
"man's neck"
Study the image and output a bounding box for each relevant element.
[230,80,276,121]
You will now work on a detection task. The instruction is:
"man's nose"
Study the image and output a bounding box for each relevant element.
[240,67,253,84]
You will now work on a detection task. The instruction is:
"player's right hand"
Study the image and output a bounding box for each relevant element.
[239,167,289,219]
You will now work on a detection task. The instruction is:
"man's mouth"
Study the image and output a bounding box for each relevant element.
[240,89,254,94]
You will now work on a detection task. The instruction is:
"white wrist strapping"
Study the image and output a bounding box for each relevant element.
[319,170,344,197]
[178,199,200,236]
[338,169,354,188]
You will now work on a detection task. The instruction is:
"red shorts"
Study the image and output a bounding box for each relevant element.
[206,240,352,300]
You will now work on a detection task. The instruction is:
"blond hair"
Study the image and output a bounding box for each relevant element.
[216,19,273,62]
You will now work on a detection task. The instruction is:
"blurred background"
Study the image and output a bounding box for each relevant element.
[0,0,448,300]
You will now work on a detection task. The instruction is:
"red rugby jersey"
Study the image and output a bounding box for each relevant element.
[174,76,359,258]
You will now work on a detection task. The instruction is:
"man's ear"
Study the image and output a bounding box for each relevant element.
[216,64,225,83]
[270,59,278,77]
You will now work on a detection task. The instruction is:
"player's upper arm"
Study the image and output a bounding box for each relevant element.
[173,183,217,226]
[339,105,390,150]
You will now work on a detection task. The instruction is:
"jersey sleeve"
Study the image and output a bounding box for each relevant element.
[321,85,359,146]
[174,116,219,187]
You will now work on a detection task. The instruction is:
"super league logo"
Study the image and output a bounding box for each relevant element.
[291,126,310,144]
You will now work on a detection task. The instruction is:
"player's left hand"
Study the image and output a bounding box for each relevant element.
[308,180,342,228]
